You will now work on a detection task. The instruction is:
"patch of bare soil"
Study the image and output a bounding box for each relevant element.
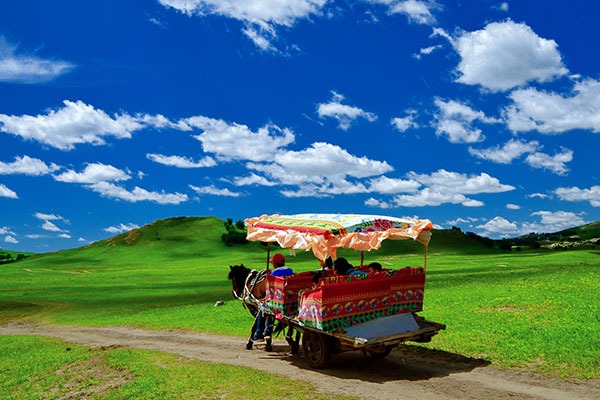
[51,348,133,399]
[1,321,598,400]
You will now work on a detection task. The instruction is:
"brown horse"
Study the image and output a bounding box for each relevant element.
[228,264,271,350]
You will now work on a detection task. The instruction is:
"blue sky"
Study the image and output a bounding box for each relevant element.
[1,1,599,252]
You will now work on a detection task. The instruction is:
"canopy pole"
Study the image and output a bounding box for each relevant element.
[266,242,271,271]
[360,251,364,266]
[423,245,428,271]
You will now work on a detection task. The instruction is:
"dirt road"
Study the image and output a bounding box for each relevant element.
[1,322,598,400]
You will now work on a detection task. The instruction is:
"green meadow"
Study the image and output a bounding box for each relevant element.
[0,216,599,396]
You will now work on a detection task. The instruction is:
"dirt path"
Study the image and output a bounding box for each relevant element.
[1,321,598,400]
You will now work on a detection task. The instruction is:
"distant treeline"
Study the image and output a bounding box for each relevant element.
[221,218,248,246]
[0,253,30,264]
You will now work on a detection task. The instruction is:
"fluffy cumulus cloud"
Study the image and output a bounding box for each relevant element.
[4,235,18,244]
[524,147,573,175]
[104,223,140,234]
[477,216,519,236]
[54,163,131,184]
[185,116,294,162]
[316,91,377,131]
[368,0,437,25]
[433,98,500,143]
[506,203,520,210]
[0,100,175,151]
[233,173,277,187]
[391,110,419,132]
[189,184,241,197]
[0,155,60,176]
[87,182,188,205]
[240,142,392,197]
[368,176,421,194]
[555,185,600,207]
[0,227,15,235]
[0,183,18,198]
[146,153,217,168]
[477,211,585,238]
[469,139,540,164]
[158,0,328,50]
[366,169,514,208]
[0,36,75,84]
[448,20,567,92]
[504,79,600,134]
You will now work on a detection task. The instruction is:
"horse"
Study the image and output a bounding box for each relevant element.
[228,264,272,350]
[228,264,299,353]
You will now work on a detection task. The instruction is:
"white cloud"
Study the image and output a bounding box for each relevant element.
[449,20,567,92]
[0,227,15,235]
[146,153,217,168]
[407,169,515,195]
[369,1,437,25]
[433,98,500,143]
[42,220,63,232]
[26,234,42,239]
[413,44,442,59]
[392,189,485,207]
[446,217,478,225]
[367,169,514,208]
[0,183,18,198]
[0,155,60,176]
[233,173,277,187]
[4,235,18,244]
[477,211,585,238]
[531,210,584,227]
[77,237,86,242]
[469,139,540,164]
[391,110,419,132]
[368,176,420,194]
[87,182,189,205]
[243,142,392,197]
[506,203,520,210]
[189,184,241,197]
[104,223,140,234]
[505,79,600,134]
[0,36,75,84]
[498,2,509,12]
[316,91,377,131]
[0,100,174,151]
[158,0,328,51]
[365,197,392,209]
[54,163,131,184]
[554,185,600,207]
[185,116,294,162]
[58,233,71,239]
[477,216,519,236]
[524,147,573,175]
[527,192,550,199]
[35,212,63,221]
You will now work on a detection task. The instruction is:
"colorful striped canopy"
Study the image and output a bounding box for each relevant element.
[245,213,433,261]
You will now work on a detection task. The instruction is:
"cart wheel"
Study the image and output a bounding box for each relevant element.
[302,331,332,369]
[368,345,393,359]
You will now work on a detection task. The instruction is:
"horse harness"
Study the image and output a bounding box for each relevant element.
[232,268,267,308]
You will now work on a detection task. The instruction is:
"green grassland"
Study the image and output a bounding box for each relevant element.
[0,335,353,400]
[1,216,599,381]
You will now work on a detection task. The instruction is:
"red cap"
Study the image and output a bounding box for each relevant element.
[269,253,285,265]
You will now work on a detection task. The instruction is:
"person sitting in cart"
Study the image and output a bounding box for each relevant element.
[368,262,383,273]
[333,257,366,276]
[268,253,294,277]
[252,253,294,341]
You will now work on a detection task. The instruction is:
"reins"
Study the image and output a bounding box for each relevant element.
[232,269,266,307]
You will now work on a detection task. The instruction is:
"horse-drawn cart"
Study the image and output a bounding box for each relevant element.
[232,213,445,369]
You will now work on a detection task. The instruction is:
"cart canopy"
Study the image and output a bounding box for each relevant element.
[245,213,433,260]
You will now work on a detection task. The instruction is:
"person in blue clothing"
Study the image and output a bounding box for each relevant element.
[333,257,366,276]
[252,253,294,342]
